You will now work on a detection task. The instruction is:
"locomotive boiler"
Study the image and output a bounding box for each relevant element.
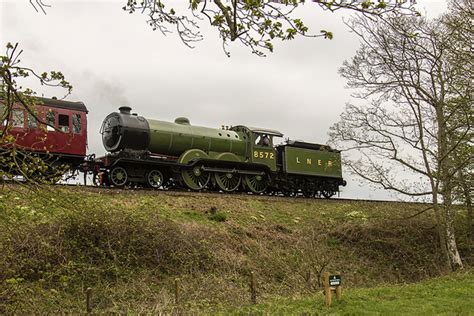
[101,106,246,157]
[94,106,346,197]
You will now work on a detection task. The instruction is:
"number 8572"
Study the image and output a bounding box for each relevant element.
[254,151,275,159]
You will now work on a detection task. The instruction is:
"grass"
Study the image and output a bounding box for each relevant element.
[0,185,472,313]
[231,269,474,315]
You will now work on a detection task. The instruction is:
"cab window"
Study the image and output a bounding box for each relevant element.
[254,135,261,145]
[12,109,25,128]
[58,114,70,132]
[254,134,271,147]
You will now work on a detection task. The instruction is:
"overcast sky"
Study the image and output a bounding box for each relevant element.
[0,0,447,199]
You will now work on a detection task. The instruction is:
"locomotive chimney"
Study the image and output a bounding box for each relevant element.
[118,106,132,115]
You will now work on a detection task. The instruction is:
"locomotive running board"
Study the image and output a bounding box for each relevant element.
[200,166,265,176]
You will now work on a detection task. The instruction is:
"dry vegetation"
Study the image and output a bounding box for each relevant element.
[0,185,472,313]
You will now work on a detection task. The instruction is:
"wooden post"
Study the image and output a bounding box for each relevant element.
[174,278,180,305]
[321,272,342,307]
[336,285,342,301]
[85,287,92,313]
[322,272,332,307]
[250,271,257,304]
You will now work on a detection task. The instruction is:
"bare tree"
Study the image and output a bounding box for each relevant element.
[1,43,73,184]
[295,226,331,289]
[329,12,472,270]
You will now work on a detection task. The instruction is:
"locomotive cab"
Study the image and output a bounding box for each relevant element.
[231,126,283,172]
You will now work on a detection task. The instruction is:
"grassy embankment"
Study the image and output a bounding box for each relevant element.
[0,185,472,313]
[232,270,474,315]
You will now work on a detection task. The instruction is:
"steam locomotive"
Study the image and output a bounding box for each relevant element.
[2,98,346,197]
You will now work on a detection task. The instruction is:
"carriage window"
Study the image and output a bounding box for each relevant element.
[28,113,39,128]
[72,114,81,134]
[12,109,25,128]
[58,114,70,132]
[46,110,55,131]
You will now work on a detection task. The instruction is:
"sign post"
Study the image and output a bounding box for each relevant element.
[322,272,342,307]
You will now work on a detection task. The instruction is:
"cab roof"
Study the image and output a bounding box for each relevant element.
[234,125,284,137]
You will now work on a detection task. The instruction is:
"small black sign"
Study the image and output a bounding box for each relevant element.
[329,275,341,286]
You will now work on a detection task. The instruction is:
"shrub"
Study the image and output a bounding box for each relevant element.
[1,206,216,285]
[209,212,227,222]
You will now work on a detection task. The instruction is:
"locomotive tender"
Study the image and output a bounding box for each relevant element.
[94,106,346,197]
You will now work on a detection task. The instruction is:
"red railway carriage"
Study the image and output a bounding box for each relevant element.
[1,97,88,166]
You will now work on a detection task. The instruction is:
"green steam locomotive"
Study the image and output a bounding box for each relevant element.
[92,106,346,197]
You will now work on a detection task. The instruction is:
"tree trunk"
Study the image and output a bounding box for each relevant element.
[436,105,463,271]
[443,192,464,270]
[432,194,451,270]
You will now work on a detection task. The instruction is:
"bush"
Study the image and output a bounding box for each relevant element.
[1,205,215,285]
[209,212,227,222]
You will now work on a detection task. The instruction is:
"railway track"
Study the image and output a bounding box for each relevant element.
[53,181,415,205]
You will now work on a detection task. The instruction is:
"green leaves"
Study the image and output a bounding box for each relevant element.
[376,1,387,9]
[212,14,225,26]
[320,30,333,40]
[264,41,274,52]
[124,0,416,56]
[361,1,374,9]
[293,19,308,34]
[190,0,199,10]
[286,28,297,40]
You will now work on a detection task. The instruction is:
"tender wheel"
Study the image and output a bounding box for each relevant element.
[321,190,335,199]
[147,169,164,189]
[109,166,128,187]
[181,164,210,190]
[284,190,297,197]
[244,174,267,194]
[215,172,241,192]
[302,188,315,198]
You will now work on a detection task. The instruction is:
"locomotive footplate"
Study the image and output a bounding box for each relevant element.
[200,166,265,176]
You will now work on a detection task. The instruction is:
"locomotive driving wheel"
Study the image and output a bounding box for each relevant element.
[215,172,241,192]
[181,164,210,190]
[109,166,128,187]
[147,169,164,189]
[244,174,267,194]
[178,149,211,191]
